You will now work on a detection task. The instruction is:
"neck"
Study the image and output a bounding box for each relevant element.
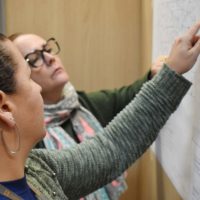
[42,88,64,105]
[0,147,26,182]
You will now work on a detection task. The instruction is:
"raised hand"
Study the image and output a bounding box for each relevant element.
[166,21,200,74]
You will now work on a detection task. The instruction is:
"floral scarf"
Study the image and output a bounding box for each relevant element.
[44,82,127,200]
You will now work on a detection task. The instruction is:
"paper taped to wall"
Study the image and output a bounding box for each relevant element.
[152,0,200,199]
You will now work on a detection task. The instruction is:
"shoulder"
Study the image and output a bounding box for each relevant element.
[26,151,69,199]
[26,150,54,174]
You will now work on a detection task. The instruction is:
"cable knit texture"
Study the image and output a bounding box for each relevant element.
[26,65,191,200]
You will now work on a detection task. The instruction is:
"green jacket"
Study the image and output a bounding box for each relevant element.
[26,66,191,200]
[36,71,150,147]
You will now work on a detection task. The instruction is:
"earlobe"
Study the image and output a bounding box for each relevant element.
[0,111,16,128]
[0,91,15,128]
[0,111,20,156]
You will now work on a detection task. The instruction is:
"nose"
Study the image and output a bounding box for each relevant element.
[43,51,56,67]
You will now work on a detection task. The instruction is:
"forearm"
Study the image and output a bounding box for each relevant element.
[63,65,190,199]
[34,65,191,199]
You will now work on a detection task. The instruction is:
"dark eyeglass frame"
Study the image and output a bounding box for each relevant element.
[24,37,60,68]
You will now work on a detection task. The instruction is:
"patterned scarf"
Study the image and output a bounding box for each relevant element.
[44,82,127,200]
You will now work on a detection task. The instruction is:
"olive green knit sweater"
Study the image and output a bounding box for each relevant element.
[26,65,191,200]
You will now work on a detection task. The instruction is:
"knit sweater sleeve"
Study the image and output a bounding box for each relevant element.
[32,65,191,199]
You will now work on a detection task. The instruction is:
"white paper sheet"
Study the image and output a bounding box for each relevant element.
[152,0,200,199]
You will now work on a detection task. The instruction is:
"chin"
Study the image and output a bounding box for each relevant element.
[35,129,46,144]
[53,70,69,81]
[42,129,47,138]
[56,76,69,87]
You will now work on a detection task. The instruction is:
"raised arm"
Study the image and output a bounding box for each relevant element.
[31,65,190,198]
[29,21,200,199]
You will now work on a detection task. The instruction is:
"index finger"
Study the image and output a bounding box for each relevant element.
[185,21,200,39]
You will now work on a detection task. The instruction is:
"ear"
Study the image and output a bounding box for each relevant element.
[0,91,15,128]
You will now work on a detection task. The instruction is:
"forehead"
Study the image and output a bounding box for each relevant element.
[13,34,46,56]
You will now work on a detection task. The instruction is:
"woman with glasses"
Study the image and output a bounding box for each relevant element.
[0,22,199,199]
[8,33,165,199]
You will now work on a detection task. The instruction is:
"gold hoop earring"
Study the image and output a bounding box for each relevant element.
[0,124,21,156]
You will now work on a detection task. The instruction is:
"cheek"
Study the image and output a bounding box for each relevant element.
[16,91,44,140]
[31,70,50,88]
[30,91,44,129]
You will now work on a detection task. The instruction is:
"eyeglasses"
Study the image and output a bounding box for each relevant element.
[24,38,60,68]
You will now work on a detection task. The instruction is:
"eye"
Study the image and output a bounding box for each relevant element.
[45,47,52,54]
[26,51,42,67]
[28,52,40,63]
[44,42,53,53]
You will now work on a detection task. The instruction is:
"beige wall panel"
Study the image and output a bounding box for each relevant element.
[6,0,142,92]
[141,0,153,73]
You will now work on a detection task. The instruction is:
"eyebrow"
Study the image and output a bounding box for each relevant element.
[25,42,47,57]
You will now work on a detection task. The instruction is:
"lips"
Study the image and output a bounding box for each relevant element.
[52,67,63,78]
